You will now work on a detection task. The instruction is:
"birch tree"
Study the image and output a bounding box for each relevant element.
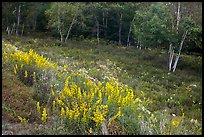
[46,2,84,43]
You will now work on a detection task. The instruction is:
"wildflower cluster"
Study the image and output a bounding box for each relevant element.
[2,40,150,134]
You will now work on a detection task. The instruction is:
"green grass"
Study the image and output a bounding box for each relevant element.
[2,33,202,135]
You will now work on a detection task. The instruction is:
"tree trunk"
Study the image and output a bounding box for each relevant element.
[168,44,174,71]
[102,11,105,37]
[6,26,11,35]
[65,14,77,43]
[11,23,15,34]
[172,29,188,72]
[127,16,135,47]
[105,17,108,39]
[16,5,21,36]
[176,2,181,33]
[21,24,24,36]
[95,17,100,46]
[118,13,122,45]
[33,15,37,32]
[57,4,63,43]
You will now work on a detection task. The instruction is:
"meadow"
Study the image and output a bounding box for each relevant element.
[2,34,202,135]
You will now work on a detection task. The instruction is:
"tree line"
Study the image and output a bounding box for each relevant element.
[2,2,202,71]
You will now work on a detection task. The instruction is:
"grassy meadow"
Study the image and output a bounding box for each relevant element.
[2,33,202,135]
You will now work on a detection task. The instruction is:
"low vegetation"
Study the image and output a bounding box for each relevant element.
[2,34,202,135]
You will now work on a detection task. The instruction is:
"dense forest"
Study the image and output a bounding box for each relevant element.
[2,2,202,135]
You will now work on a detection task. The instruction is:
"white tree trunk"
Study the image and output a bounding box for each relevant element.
[95,17,100,45]
[6,26,11,35]
[119,13,122,45]
[127,16,135,47]
[21,24,24,36]
[11,23,15,34]
[168,44,174,71]
[57,4,63,43]
[65,14,77,43]
[16,5,21,36]
[172,29,188,72]
[176,2,181,33]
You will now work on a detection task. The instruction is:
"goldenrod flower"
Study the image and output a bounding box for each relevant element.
[15,64,18,69]
[89,128,93,134]
[52,101,56,112]
[20,64,24,69]
[18,116,27,123]
[181,113,184,119]
[42,108,47,123]
[24,70,28,78]
[138,113,142,120]
[33,71,36,81]
[56,98,64,106]
[150,114,154,121]
[172,120,180,128]
[61,107,65,118]
[195,119,199,126]
[37,102,40,113]
[13,67,17,75]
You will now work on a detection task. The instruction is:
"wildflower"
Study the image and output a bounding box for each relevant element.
[195,119,199,126]
[92,107,105,126]
[150,114,154,121]
[36,102,40,113]
[61,107,65,118]
[20,64,24,69]
[56,98,64,106]
[89,128,93,135]
[15,64,18,69]
[33,71,36,81]
[172,120,180,128]
[52,101,56,112]
[13,67,17,75]
[138,113,142,120]
[24,70,28,78]
[42,108,47,123]
[18,116,27,123]
[181,113,184,119]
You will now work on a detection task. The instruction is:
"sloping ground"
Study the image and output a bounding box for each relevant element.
[2,34,202,135]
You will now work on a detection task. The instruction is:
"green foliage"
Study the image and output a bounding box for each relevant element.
[133,3,172,48]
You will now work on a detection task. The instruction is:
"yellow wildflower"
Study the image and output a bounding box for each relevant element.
[56,98,64,106]
[18,116,27,123]
[195,119,199,126]
[89,128,93,135]
[52,101,56,112]
[138,113,142,120]
[13,67,17,75]
[33,71,36,81]
[36,102,40,113]
[150,114,154,121]
[172,120,180,128]
[15,64,18,69]
[42,108,47,123]
[181,113,184,119]
[61,107,65,118]
[92,107,105,126]
[20,64,24,69]
[24,70,28,78]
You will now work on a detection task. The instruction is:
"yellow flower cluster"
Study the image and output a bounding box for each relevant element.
[2,41,59,74]
[42,108,48,124]
[49,76,142,128]
[3,40,146,130]
[17,116,27,123]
